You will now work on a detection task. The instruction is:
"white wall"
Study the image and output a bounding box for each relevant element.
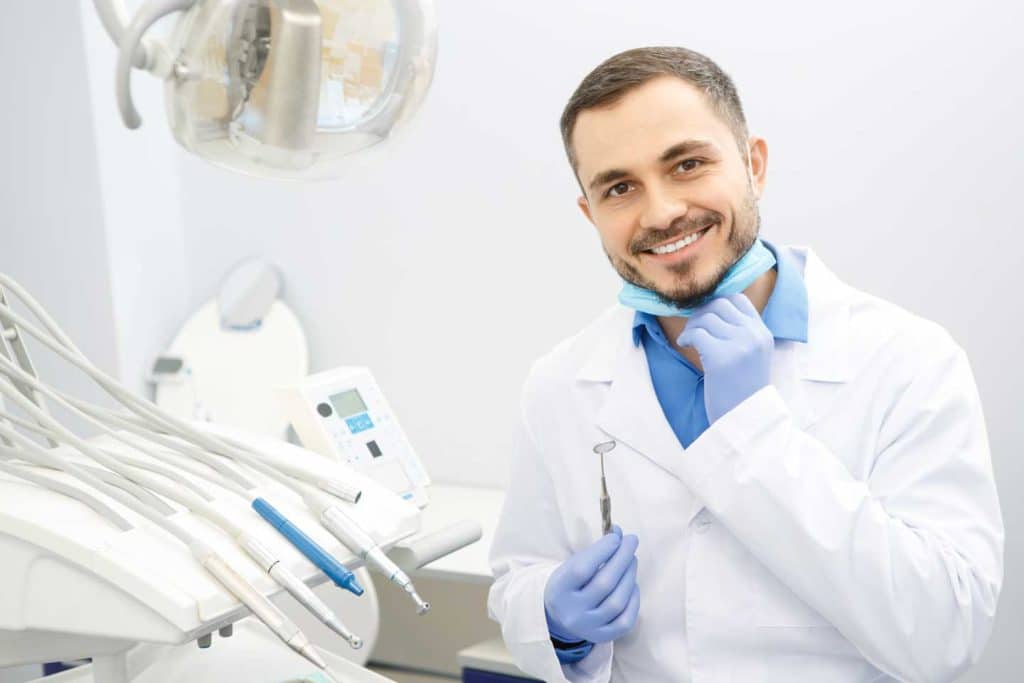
[79,0,192,396]
[0,0,121,435]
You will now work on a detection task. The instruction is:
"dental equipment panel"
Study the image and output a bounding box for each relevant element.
[277,367,431,507]
[0,273,480,683]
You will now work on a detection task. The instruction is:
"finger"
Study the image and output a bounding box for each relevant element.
[682,312,733,341]
[702,296,747,326]
[588,556,638,624]
[558,532,622,590]
[591,584,641,642]
[725,292,760,319]
[579,534,639,605]
[676,326,716,353]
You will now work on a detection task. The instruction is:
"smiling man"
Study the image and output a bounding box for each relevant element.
[487,47,1003,682]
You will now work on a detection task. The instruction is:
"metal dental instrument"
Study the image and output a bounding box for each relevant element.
[593,440,616,535]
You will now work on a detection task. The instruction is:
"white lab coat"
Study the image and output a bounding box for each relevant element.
[488,245,1003,683]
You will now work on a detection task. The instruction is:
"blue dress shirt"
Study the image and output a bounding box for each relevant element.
[632,240,809,448]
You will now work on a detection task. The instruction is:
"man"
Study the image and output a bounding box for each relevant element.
[487,47,1004,682]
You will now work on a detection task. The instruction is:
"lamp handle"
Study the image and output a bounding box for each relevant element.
[114,0,197,129]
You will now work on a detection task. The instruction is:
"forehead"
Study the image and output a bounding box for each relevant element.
[572,75,736,183]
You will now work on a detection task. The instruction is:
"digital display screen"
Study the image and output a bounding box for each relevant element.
[329,388,367,418]
[152,356,184,374]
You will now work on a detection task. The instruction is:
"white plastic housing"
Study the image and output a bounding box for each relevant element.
[276,366,430,507]
[0,429,420,667]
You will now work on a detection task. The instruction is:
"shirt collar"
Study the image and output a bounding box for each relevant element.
[631,239,809,347]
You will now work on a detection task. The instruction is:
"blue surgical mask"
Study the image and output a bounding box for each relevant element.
[618,238,776,318]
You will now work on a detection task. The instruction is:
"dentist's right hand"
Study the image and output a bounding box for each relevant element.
[544,526,641,658]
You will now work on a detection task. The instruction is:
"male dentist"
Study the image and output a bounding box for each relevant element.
[488,46,1004,682]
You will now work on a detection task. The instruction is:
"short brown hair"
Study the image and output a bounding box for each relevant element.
[560,47,750,174]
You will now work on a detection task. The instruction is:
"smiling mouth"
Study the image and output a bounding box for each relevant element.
[643,223,715,255]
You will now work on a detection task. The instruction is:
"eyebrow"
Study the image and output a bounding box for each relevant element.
[587,139,720,194]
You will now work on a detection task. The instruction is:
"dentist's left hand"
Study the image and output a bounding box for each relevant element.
[676,293,774,424]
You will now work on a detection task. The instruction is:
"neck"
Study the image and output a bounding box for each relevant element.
[657,266,778,362]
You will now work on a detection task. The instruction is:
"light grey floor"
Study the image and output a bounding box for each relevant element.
[0,665,41,683]
[0,663,456,683]
[369,666,458,683]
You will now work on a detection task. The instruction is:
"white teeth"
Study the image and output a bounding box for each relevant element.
[650,226,711,255]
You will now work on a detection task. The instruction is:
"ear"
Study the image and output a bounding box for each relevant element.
[577,195,596,226]
[747,136,768,199]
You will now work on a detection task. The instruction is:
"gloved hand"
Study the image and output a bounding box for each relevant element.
[544,526,641,657]
[676,293,774,424]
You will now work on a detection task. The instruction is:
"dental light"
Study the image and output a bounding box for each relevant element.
[94,0,437,179]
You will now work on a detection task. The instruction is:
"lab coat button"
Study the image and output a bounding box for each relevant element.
[694,510,712,533]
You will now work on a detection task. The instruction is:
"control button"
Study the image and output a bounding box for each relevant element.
[345,412,375,434]
[317,402,333,418]
[366,440,383,458]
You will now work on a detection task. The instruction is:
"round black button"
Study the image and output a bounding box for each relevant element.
[317,402,333,417]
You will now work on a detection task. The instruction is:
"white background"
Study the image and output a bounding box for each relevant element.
[2,0,1021,679]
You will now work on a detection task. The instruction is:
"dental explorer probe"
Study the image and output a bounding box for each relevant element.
[0,421,328,670]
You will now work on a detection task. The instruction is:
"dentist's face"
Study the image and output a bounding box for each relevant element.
[573,76,766,309]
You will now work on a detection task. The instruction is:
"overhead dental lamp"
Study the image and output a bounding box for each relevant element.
[93,0,437,179]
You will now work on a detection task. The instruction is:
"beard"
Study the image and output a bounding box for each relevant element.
[608,190,760,309]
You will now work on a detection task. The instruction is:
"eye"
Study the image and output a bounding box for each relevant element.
[675,158,703,173]
[605,181,633,198]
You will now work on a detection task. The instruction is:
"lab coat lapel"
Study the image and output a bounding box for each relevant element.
[589,328,691,484]
[778,246,853,430]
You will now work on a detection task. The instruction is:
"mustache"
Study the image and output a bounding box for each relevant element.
[630,211,723,255]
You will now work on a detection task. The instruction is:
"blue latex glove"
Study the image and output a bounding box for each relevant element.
[544,526,641,662]
[676,293,774,424]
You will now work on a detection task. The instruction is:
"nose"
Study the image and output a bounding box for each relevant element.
[639,182,689,233]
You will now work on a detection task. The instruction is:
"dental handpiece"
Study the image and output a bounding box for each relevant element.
[195,545,327,669]
[320,505,430,615]
[239,533,363,649]
[252,497,365,597]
